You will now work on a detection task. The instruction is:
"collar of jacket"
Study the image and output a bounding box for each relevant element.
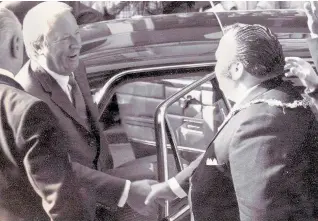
[28,61,55,93]
[0,70,24,91]
[206,76,285,150]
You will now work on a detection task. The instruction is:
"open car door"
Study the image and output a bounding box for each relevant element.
[154,72,231,221]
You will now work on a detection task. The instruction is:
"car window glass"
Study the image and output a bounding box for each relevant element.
[105,71,228,165]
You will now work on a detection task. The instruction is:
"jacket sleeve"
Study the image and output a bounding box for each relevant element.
[229,105,314,220]
[174,153,204,193]
[18,101,91,221]
[71,161,127,208]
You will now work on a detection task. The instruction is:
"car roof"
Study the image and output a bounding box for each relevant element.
[79,10,310,74]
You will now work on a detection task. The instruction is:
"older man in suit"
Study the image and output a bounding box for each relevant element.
[146,23,318,220]
[15,2,157,221]
[0,6,91,221]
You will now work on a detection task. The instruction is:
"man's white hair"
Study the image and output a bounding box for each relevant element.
[0,7,21,52]
[23,2,73,59]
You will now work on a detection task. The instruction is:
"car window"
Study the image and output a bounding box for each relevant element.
[99,67,228,166]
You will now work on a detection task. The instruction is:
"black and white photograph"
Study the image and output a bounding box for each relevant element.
[0,0,317,221]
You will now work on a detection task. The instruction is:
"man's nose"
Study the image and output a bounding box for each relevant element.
[70,35,82,49]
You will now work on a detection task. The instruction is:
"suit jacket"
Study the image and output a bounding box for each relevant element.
[16,61,126,218]
[0,72,90,221]
[188,78,318,221]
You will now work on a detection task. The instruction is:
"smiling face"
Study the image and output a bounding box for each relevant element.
[40,11,81,75]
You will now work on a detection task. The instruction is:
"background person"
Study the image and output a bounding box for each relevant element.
[0,6,91,221]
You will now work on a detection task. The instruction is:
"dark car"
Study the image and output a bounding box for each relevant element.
[79,10,311,221]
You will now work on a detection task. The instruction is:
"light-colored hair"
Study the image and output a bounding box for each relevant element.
[0,7,21,52]
[23,2,73,59]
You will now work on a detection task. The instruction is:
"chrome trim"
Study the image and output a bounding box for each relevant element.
[130,138,205,154]
[155,73,218,220]
[95,62,215,117]
[165,120,183,172]
[165,205,190,221]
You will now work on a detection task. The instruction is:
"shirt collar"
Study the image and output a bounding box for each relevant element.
[0,68,14,79]
[45,68,70,89]
[231,84,259,110]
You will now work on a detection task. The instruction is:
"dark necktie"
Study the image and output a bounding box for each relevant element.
[68,74,87,121]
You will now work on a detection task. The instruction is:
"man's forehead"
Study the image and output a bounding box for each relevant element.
[216,32,237,58]
[46,13,78,36]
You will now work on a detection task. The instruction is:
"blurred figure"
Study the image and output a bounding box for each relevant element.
[285,1,318,110]
[0,1,103,25]
[0,6,90,221]
[15,2,157,221]
[163,1,196,14]
[82,1,163,19]
[146,23,318,220]
[201,1,305,11]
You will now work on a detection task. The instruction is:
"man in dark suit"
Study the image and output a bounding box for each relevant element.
[0,6,91,221]
[15,2,157,220]
[146,23,318,220]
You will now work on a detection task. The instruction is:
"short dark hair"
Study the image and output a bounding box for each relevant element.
[223,23,285,78]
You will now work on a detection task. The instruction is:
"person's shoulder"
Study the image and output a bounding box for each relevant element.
[1,84,42,106]
[0,84,52,123]
[15,62,45,95]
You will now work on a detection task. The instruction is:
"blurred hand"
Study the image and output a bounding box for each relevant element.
[304,1,318,36]
[127,179,158,218]
[144,181,177,207]
[285,57,318,91]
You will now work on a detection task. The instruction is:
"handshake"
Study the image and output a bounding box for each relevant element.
[127,180,178,218]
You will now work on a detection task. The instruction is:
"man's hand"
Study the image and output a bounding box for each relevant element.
[285,57,318,91]
[127,179,158,218]
[304,1,318,36]
[144,181,177,207]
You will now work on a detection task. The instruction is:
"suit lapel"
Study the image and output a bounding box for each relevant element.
[30,63,90,131]
[73,62,99,122]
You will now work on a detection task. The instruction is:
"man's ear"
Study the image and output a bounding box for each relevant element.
[10,35,21,58]
[231,62,244,81]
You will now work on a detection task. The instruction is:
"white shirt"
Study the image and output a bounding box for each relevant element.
[168,84,260,198]
[45,67,131,207]
[231,84,259,111]
[45,69,73,103]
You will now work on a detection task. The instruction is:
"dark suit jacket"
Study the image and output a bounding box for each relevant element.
[0,72,90,221]
[188,78,318,221]
[16,61,127,218]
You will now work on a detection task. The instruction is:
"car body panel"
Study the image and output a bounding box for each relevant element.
[80,10,310,79]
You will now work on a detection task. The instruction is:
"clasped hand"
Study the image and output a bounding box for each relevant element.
[127,180,177,218]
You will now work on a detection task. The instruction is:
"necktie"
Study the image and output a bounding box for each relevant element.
[68,74,87,121]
